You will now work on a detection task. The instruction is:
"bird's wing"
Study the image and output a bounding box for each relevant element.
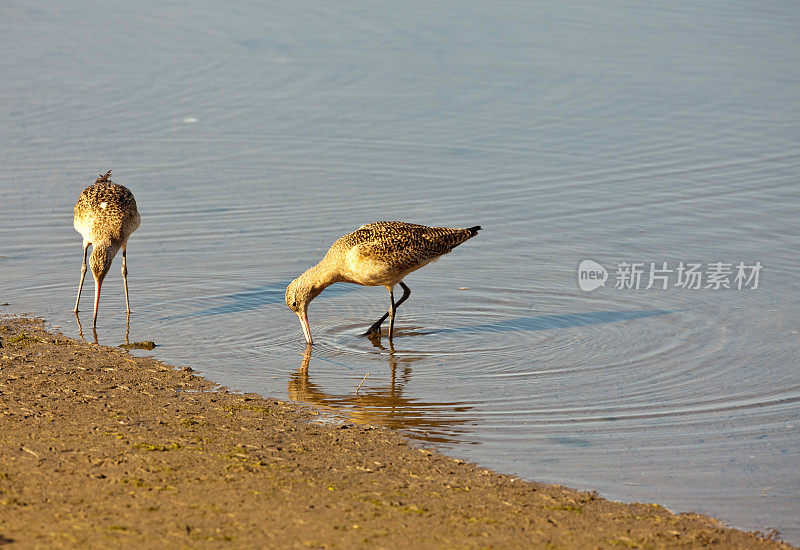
[352,223,473,272]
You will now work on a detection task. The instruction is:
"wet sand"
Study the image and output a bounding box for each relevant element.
[0,316,791,549]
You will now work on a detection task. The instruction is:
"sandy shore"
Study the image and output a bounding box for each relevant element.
[0,316,791,549]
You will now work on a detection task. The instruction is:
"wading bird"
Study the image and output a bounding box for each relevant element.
[73,170,140,326]
[285,221,481,344]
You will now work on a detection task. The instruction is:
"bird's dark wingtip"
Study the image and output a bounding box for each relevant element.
[467,225,482,237]
[95,170,112,184]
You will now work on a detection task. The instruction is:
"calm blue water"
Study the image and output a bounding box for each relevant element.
[1,1,799,542]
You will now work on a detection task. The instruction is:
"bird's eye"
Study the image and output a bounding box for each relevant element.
[292,301,297,308]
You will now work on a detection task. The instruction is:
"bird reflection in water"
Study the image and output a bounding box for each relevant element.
[75,311,131,347]
[288,341,477,445]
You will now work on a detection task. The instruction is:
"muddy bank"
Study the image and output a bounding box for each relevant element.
[0,316,790,548]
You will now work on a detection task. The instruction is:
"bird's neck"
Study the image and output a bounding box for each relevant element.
[299,261,339,297]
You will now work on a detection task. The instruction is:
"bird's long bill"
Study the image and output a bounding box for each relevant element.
[298,313,313,344]
[92,278,102,327]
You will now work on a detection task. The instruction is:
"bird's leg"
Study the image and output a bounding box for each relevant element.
[74,244,90,313]
[396,281,411,306]
[364,314,387,336]
[387,286,396,343]
[364,282,411,336]
[121,249,131,313]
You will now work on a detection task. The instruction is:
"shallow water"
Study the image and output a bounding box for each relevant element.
[2,0,799,542]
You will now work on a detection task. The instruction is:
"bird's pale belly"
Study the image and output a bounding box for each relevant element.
[342,250,432,287]
[341,255,397,286]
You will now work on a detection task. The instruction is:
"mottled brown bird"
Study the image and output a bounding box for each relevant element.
[73,171,141,326]
[285,221,481,344]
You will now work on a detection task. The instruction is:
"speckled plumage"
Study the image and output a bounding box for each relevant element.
[329,221,479,284]
[73,172,140,247]
[286,221,481,345]
[73,171,140,326]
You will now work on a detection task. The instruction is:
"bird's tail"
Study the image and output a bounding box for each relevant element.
[95,170,112,184]
[467,225,482,237]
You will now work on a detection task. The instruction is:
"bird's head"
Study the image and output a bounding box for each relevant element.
[89,243,118,284]
[285,274,325,344]
[87,242,119,327]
